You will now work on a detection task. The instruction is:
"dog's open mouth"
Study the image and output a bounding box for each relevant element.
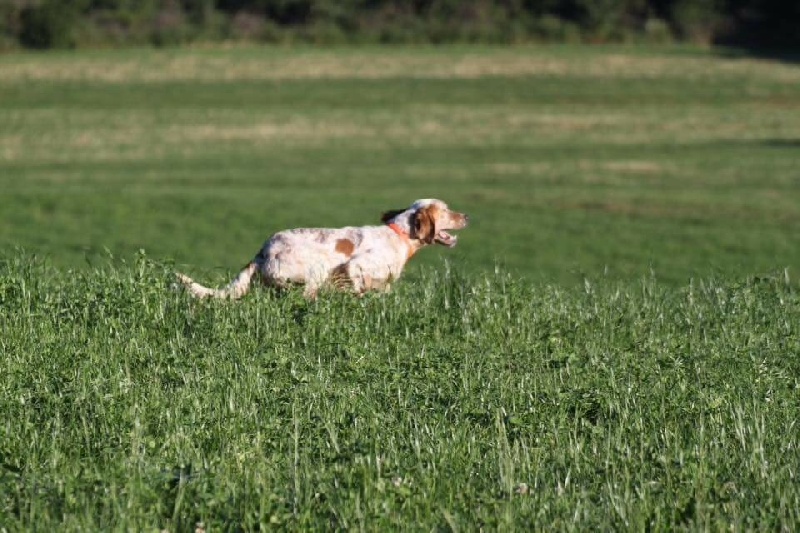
[435,230,458,247]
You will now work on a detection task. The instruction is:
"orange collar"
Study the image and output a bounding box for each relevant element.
[387,222,415,259]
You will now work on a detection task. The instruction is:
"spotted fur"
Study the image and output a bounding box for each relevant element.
[176,199,468,299]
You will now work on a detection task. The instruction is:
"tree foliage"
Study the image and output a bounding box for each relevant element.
[0,0,796,49]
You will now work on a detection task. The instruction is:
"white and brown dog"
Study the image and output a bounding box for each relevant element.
[176,199,469,299]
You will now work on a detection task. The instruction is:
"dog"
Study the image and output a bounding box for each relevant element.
[176,199,469,299]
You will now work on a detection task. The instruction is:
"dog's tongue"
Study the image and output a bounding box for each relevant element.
[437,231,457,247]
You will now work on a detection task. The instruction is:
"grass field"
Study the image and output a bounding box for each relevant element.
[1,45,799,284]
[1,45,800,529]
[2,257,799,529]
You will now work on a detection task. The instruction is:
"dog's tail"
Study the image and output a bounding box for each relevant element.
[176,261,258,300]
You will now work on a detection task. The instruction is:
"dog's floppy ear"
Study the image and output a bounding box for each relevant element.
[381,209,405,224]
[412,207,436,244]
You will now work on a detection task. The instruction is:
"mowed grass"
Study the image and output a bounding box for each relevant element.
[1,46,800,529]
[1,255,799,529]
[0,45,799,284]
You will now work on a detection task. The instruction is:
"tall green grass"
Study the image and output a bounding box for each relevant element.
[1,45,799,529]
[1,253,798,529]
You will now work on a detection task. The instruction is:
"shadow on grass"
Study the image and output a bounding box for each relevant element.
[762,139,800,148]
[685,138,800,150]
[715,46,800,65]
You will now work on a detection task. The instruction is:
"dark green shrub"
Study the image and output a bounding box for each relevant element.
[2,0,798,49]
[530,14,582,42]
[670,0,722,44]
[19,0,84,49]
[643,17,674,43]
[150,2,192,47]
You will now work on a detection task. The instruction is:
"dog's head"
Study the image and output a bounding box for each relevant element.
[382,199,469,248]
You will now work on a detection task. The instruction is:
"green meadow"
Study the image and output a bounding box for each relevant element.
[1,45,798,283]
[1,45,799,529]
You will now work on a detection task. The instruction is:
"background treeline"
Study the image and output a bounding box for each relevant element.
[0,0,797,50]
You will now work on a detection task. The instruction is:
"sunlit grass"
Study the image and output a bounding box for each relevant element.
[1,46,798,286]
[1,46,798,84]
[1,46,799,526]
[1,253,798,529]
